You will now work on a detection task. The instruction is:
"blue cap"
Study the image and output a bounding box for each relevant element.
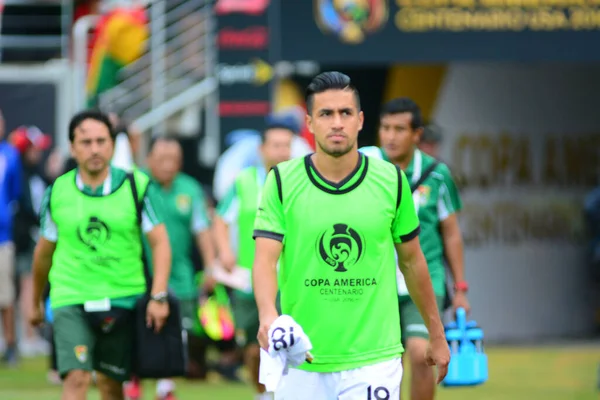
[224,129,260,147]
[265,112,300,134]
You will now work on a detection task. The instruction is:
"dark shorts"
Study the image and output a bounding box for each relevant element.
[232,292,281,347]
[232,293,260,347]
[399,295,445,344]
[53,305,134,382]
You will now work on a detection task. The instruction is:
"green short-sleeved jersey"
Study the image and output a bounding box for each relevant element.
[253,154,420,373]
[142,172,211,300]
[359,146,463,296]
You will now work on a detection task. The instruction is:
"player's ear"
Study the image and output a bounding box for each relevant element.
[414,127,424,144]
[305,113,314,134]
[358,110,364,131]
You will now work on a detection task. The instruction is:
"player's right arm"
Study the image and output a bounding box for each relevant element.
[31,186,57,325]
[213,184,239,272]
[252,169,285,349]
[392,168,449,382]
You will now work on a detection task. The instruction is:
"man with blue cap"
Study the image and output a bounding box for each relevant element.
[212,113,297,400]
[212,111,313,202]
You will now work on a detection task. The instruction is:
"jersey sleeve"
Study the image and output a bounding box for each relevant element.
[392,168,421,243]
[216,183,239,225]
[190,183,211,234]
[141,181,164,234]
[253,168,285,242]
[39,186,57,242]
[436,163,463,221]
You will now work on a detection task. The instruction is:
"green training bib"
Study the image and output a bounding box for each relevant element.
[49,170,149,308]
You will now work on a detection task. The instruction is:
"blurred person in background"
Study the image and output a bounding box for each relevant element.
[212,111,312,202]
[213,115,295,400]
[45,148,66,182]
[418,122,443,159]
[584,184,600,391]
[124,136,216,400]
[8,126,52,359]
[360,98,469,400]
[0,109,22,367]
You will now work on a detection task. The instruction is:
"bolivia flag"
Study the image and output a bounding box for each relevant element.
[86,7,148,108]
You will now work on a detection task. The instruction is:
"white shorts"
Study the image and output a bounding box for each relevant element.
[275,357,403,400]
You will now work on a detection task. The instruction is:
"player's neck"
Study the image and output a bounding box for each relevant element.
[263,161,275,172]
[79,166,109,189]
[390,149,415,171]
[160,180,173,189]
[312,150,360,183]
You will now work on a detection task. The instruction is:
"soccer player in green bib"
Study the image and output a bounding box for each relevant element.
[29,110,172,400]
[124,136,215,400]
[360,98,470,400]
[252,72,450,399]
[213,115,295,400]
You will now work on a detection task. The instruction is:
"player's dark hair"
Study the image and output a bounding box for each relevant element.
[421,122,443,144]
[148,135,180,153]
[380,97,423,130]
[114,115,131,137]
[305,71,361,115]
[68,109,115,143]
[261,125,295,144]
[261,114,298,143]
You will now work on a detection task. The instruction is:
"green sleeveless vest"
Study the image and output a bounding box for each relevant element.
[235,167,262,297]
[49,169,149,308]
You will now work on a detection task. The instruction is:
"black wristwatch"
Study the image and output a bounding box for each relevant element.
[150,291,168,304]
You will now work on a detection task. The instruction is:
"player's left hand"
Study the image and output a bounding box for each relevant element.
[258,312,279,350]
[202,274,217,293]
[146,300,170,333]
[426,336,451,384]
[452,291,471,314]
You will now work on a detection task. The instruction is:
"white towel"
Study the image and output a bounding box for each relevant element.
[111,133,134,172]
[259,315,313,392]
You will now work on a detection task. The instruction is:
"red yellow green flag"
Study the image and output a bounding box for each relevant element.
[86,7,148,108]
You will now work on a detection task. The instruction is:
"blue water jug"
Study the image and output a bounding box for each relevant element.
[442,307,488,387]
[44,297,53,324]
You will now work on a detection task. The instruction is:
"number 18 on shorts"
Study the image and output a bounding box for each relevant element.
[275,357,403,400]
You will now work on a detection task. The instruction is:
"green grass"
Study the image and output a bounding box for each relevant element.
[1,346,598,400]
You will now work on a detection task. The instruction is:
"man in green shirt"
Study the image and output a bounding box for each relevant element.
[213,116,295,400]
[29,110,172,400]
[124,136,215,400]
[360,97,470,400]
[253,72,449,399]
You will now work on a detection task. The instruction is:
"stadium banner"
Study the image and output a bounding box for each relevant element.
[279,1,600,63]
[433,63,599,341]
[215,0,274,149]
